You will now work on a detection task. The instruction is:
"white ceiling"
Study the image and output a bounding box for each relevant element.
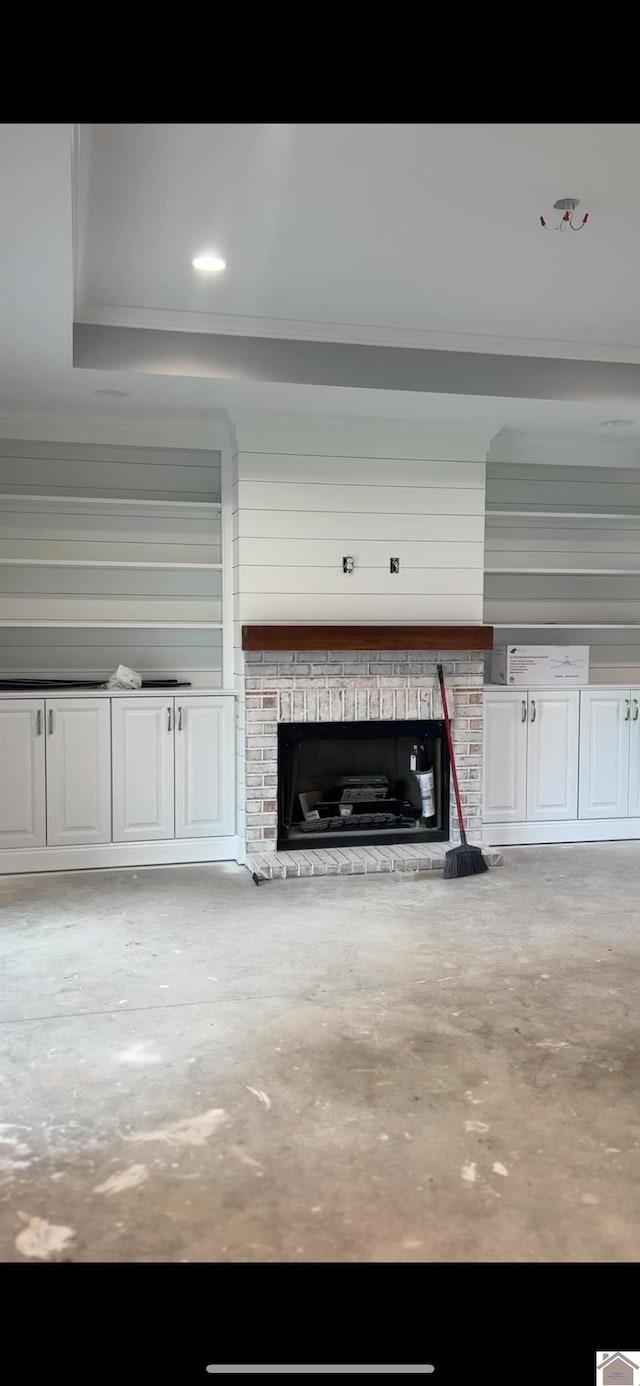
[1,123,639,446]
[76,122,640,358]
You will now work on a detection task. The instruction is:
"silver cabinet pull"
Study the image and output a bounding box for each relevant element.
[167,706,172,732]
[634,700,639,721]
[521,699,527,723]
[177,705,183,731]
[530,699,536,723]
[48,709,54,734]
[624,699,631,721]
[36,709,42,736]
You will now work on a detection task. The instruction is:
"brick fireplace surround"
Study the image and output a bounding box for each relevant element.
[241,649,502,879]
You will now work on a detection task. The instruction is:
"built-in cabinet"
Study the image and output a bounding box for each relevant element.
[46,699,112,846]
[112,697,175,842]
[484,690,579,827]
[0,699,46,849]
[484,686,640,845]
[483,691,528,824]
[174,696,234,839]
[111,694,234,843]
[578,688,640,820]
[0,691,236,872]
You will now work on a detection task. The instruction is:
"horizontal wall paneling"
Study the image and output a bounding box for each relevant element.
[234,451,486,627]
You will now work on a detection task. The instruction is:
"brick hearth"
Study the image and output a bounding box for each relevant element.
[247,840,503,880]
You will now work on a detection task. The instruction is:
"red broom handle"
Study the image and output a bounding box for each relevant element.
[437,663,467,842]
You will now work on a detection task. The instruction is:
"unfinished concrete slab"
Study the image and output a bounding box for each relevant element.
[1,844,639,1262]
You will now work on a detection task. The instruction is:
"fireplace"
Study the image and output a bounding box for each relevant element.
[241,647,485,871]
[277,718,450,851]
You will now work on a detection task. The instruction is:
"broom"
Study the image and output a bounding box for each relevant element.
[437,663,488,879]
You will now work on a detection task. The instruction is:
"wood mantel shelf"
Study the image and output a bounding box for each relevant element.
[242,625,494,651]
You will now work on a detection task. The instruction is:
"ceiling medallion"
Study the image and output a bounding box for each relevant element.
[540,197,590,231]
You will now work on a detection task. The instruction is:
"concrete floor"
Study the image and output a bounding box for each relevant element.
[1,844,639,1263]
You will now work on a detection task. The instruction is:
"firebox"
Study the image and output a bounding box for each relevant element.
[277,719,450,851]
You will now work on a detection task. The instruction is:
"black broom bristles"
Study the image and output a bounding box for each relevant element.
[443,830,489,879]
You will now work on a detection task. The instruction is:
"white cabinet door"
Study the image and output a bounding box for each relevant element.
[578,689,630,820]
[483,690,528,823]
[46,699,112,846]
[175,696,235,838]
[112,698,175,842]
[0,700,46,848]
[526,690,579,822]
[628,689,640,818]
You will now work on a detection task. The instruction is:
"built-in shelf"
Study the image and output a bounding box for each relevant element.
[485,463,640,684]
[487,509,640,521]
[0,440,227,689]
[2,494,222,511]
[486,568,640,576]
[492,623,640,630]
[0,560,223,570]
[0,620,224,630]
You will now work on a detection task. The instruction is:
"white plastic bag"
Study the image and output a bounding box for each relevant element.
[106,664,142,690]
[415,769,435,818]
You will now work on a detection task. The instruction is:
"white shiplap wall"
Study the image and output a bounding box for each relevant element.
[229,415,493,863]
[0,439,223,684]
[232,422,490,625]
[485,460,640,683]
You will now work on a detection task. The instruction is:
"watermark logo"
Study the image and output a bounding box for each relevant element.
[597,1352,639,1385]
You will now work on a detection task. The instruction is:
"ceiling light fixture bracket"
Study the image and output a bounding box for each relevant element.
[540,197,589,231]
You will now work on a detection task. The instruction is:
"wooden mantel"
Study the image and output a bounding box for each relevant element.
[242,625,494,651]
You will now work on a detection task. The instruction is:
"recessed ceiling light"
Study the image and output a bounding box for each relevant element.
[192,253,226,273]
[601,419,634,428]
[94,388,129,399]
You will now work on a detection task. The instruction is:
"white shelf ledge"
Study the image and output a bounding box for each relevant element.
[485,568,640,576]
[1,494,222,510]
[487,510,640,521]
[0,687,236,699]
[0,620,224,629]
[0,559,223,570]
[491,623,640,630]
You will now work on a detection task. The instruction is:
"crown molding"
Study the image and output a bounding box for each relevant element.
[75,303,640,366]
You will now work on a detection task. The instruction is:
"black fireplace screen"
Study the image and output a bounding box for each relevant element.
[277,719,450,851]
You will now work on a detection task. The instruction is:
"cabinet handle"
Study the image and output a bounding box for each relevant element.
[36,709,42,736]
[624,699,631,721]
[178,705,183,731]
[634,700,639,721]
[530,699,536,723]
[167,706,172,732]
[48,709,54,735]
[521,699,527,723]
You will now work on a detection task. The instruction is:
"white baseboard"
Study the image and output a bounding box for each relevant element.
[0,836,240,876]
[483,819,640,846]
